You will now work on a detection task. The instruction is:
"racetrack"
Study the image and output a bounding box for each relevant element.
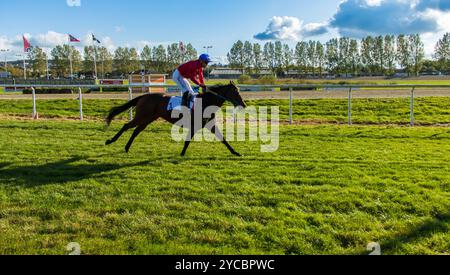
[1,89,449,255]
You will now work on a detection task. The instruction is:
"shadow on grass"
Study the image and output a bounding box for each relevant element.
[356,211,450,255]
[0,157,149,188]
[380,212,450,255]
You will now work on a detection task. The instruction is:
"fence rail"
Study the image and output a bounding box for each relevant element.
[1,83,450,126]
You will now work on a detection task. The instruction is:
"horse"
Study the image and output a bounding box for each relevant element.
[105,82,247,157]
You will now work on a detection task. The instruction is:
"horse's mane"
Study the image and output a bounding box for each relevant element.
[208,83,234,93]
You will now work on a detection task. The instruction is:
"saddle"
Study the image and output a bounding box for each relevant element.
[167,93,198,111]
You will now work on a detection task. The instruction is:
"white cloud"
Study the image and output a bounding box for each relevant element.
[418,9,450,58]
[254,16,328,41]
[102,37,116,52]
[365,0,383,7]
[67,0,81,7]
[34,31,69,48]
[136,40,175,51]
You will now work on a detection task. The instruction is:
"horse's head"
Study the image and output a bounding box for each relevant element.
[213,81,247,109]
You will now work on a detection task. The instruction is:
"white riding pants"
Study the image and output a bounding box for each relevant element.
[173,69,194,96]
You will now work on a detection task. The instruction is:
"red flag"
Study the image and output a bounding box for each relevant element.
[69,34,80,42]
[23,36,31,52]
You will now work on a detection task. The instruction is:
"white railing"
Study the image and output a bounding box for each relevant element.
[1,83,450,126]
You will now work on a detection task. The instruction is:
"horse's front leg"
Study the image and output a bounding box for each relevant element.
[208,124,241,157]
[181,127,196,157]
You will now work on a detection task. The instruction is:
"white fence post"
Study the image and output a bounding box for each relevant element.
[78,87,83,121]
[410,87,415,127]
[129,87,133,121]
[289,88,293,125]
[348,87,352,125]
[32,87,37,119]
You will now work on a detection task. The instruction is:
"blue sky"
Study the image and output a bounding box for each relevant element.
[1,0,449,61]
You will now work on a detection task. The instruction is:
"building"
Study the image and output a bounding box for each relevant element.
[209,68,244,79]
[0,72,11,78]
[209,68,274,79]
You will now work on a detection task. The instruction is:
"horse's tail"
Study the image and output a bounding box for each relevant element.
[106,96,141,126]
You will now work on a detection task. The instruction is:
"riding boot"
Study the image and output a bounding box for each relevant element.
[182,91,191,108]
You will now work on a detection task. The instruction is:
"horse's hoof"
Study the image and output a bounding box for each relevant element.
[105,140,112,146]
[233,152,242,157]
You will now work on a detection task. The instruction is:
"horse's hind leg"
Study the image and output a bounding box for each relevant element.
[106,120,137,146]
[125,115,158,153]
[124,123,150,153]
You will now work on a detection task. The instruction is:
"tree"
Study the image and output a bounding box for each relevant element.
[128,48,141,73]
[338,37,351,76]
[295,41,308,76]
[348,39,360,76]
[373,35,385,75]
[184,43,198,62]
[326,38,339,74]
[167,43,183,69]
[28,46,47,77]
[263,42,275,74]
[83,46,98,77]
[114,47,129,75]
[361,36,375,76]
[282,44,293,75]
[409,34,425,76]
[307,41,317,77]
[434,33,450,73]
[396,34,412,75]
[152,45,167,73]
[227,40,244,69]
[274,41,284,76]
[140,45,153,72]
[384,35,396,76]
[253,43,263,74]
[242,41,254,74]
[51,45,81,77]
[97,46,113,78]
[316,42,325,77]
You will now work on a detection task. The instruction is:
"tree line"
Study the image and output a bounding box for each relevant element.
[7,33,450,79]
[228,33,450,77]
[24,43,198,78]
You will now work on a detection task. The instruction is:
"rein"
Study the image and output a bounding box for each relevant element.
[205,87,239,106]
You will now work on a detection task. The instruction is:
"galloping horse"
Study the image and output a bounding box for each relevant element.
[105,82,247,156]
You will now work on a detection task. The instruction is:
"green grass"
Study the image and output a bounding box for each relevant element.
[0,120,449,255]
[0,97,449,125]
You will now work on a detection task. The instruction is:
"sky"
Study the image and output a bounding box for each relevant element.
[0,0,449,62]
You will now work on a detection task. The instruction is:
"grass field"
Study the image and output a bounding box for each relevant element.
[0,119,449,255]
[0,97,449,125]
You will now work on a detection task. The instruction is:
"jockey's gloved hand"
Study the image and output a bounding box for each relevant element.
[200,85,207,94]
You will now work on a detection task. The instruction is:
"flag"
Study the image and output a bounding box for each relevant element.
[23,36,32,52]
[69,34,80,42]
[179,41,185,53]
[92,34,101,44]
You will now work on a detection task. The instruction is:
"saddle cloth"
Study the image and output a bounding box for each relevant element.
[167,94,198,111]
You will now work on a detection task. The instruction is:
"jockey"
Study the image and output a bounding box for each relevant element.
[172,54,211,107]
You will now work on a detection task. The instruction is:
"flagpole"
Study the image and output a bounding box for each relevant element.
[68,35,73,80]
[93,44,98,79]
[23,54,26,80]
[46,49,49,80]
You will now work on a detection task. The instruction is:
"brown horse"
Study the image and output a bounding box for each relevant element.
[105,82,247,156]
